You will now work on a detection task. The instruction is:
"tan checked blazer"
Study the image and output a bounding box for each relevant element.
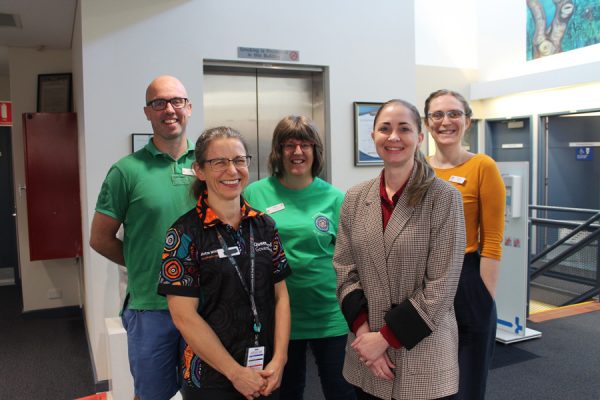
[334,171,466,400]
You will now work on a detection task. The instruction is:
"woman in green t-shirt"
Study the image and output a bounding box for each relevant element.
[245,116,355,400]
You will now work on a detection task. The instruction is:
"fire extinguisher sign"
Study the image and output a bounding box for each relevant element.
[0,101,12,126]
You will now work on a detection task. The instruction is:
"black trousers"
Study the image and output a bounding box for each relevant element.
[451,252,497,400]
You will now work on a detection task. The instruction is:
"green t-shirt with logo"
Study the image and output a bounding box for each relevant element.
[244,176,348,340]
[95,139,196,310]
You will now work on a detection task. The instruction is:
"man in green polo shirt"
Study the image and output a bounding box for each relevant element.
[90,75,196,400]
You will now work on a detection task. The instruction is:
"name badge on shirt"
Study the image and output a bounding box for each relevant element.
[266,203,285,214]
[172,174,193,185]
[245,346,265,370]
[182,167,195,176]
[449,175,466,185]
[217,246,240,258]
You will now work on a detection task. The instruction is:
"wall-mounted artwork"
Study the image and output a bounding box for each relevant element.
[527,0,600,60]
[354,102,383,166]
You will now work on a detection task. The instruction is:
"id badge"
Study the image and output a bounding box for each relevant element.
[449,175,466,185]
[245,346,265,370]
[217,246,240,258]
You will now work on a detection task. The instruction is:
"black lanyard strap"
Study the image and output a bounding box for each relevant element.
[216,223,261,346]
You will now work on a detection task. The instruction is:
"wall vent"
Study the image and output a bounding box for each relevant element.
[0,13,22,28]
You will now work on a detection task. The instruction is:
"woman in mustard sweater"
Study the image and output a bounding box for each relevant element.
[424,90,506,400]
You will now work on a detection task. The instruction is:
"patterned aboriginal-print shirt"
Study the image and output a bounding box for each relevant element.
[158,190,291,392]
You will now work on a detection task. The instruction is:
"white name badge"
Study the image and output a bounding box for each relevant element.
[182,168,195,176]
[217,246,240,258]
[245,346,265,370]
[449,175,466,185]
[266,203,285,214]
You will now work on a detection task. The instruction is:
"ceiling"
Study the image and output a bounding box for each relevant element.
[0,0,77,75]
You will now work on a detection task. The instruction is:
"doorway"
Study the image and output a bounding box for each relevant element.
[485,117,533,197]
[203,62,326,183]
[541,112,600,219]
[0,126,18,286]
[485,117,532,163]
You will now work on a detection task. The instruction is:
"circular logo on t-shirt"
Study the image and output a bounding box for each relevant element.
[315,215,330,232]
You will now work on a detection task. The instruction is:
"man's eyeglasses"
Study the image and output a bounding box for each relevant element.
[281,142,314,152]
[203,156,252,172]
[146,97,189,111]
[427,110,465,122]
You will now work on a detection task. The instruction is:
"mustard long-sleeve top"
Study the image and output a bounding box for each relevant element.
[432,154,505,260]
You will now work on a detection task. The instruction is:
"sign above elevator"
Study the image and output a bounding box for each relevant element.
[238,47,299,62]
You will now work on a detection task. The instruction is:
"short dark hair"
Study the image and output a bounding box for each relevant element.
[268,115,325,178]
[191,126,248,199]
[424,89,473,119]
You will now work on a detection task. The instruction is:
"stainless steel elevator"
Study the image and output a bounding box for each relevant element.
[203,62,326,183]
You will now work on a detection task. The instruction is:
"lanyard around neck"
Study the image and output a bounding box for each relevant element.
[216,223,261,346]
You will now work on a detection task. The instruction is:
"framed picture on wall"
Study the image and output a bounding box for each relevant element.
[131,133,153,153]
[354,101,383,166]
[37,73,72,112]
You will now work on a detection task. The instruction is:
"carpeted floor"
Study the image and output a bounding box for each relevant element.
[2,282,599,400]
[0,285,97,400]
[487,311,600,399]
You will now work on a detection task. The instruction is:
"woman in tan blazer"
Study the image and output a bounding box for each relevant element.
[334,99,466,400]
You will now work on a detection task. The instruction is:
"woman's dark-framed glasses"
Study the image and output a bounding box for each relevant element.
[427,110,465,122]
[204,155,252,171]
[146,97,189,111]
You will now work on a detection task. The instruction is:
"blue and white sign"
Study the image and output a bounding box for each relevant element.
[576,147,593,160]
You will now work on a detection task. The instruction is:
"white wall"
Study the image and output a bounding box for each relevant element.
[8,47,82,312]
[415,0,478,69]
[474,0,600,98]
[78,0,416,380]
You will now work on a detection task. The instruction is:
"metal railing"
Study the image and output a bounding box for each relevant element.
[529,205,600,306]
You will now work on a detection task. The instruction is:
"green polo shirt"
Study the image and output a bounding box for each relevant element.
[244,176,348,340]
[95,139,196,310]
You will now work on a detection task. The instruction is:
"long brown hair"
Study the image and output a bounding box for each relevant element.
[374,99,435,207]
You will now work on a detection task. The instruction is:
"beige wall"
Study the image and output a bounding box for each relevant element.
[0,75,9,99]
[8,47,82,312]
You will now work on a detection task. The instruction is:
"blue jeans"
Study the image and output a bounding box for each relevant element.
[122,307,182,400]
[280,335,355,400]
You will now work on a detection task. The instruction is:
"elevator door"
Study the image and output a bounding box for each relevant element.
[544,113,600,219]
[203,66,325,183]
